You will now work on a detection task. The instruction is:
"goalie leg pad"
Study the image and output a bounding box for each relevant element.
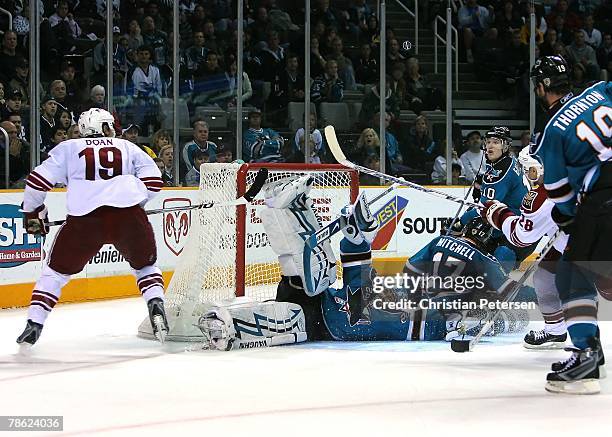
[198,299,307,350]
[27,264,70,325]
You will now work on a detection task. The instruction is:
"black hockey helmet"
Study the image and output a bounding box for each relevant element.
[484,126,512,152]
[440,218,464,237]
[462,218,495,253]
[529,55,570,92]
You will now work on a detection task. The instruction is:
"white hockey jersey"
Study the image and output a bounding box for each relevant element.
[23,137,163,216]
[500,185,569,254]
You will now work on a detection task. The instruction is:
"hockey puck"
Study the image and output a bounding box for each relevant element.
[451,339,471,353]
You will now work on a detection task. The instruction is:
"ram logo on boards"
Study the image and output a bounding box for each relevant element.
[163,198,191,256]
[0,204,42,268]
[371,195,409,250]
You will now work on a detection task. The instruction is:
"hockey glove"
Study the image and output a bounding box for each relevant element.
[480,200,512,230]
[550,205,575,234]
[472,175,483,203]
[21,204,49,235]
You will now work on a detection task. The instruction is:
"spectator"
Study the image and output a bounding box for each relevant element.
[158,144,174,185]
[185,30,208,76]
[125,19,144,51]
[130,46,162,135]
[153,157,167,182]
[431,143,466,185]
[540,29,559,56]
[311,59,344,103]
[0,31,23,85]
[183,120,218,168]
[1,89,23,120]
[374,111,411,176]
[40,95,58,151]
[566,29,600,81]
[294,112,324,164]
[570,62,589,94]
[190,4,208,30]
[0,120,29,187]
[354,43,378,85]
[210,59,253,109]
[347,0,372,36]
[86,85,106,111]
[387,38,410,66]
[44,126,68,155]
[310,37,327,79]
[7,113,26,142]
[473,28,505,80]
[313,0,346,31]
[460,130,485,184]
[142,16,169,67]
[359,78,401,127]
[121,123,140,143]
[597,33,611,80]
[360,154,381,186]
[269,53,305,116]
[67,124,80,139]
[405,58,445,113]
[57,107,73,131]
[215,147,233,163]
[242,110,284,162]
[361,14,381,49]
[401,115,436,173]
[519,2,547,45]
[145,1,169,32]
[49,80,76,119]
[546,0,582,33]
[60,60,88,110]
[258,31,286,83]
[203,20,222,54]
[495,0,524,41]
[327,36,357,90]
[249,7,273,45]
[550,15,574,46]
[184,149,209,187]
[352,127,379,164]
[581,14,602,49]
[8,57,29,109]
[49,1,83,40]
[458,0,495,63]
[389,63,408,108]
[499,30,530,99]
[150,128,173,156]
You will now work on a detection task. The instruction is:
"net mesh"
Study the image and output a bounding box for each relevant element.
[138,163,357,341]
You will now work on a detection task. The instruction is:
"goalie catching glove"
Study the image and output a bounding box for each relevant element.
[340,192,379,245]
[20,204,49,235]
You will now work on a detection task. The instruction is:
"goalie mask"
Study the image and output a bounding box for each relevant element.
[78,108,116,138]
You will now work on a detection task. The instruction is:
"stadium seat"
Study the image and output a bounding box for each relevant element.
[194,107,228,129]
[287,102,317,132]
[319,103,351,132]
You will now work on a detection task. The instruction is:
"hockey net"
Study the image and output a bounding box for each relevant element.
[138,163,359,341]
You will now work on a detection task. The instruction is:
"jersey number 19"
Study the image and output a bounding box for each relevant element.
[78,147,123,180]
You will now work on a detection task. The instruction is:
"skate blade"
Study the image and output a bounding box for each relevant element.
[545,379,601,395]
[523,341,567,350]
[152,315,168,344]
[16,343,34,355]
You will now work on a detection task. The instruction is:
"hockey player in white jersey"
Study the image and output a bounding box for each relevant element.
[17,108,169,345]
[480,147,570,349]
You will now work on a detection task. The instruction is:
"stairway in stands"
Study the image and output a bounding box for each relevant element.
[387,3,529,146]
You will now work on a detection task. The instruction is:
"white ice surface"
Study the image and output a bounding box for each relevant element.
[1,297,611,436]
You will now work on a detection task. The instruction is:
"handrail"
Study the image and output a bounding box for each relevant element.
[2,127,9,189]
[0,7,13,31]
[393,0,418,55]
[433,15,459,92]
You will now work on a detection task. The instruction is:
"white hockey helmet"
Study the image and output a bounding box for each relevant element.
[78,108,116,137]
[518,146,544,185]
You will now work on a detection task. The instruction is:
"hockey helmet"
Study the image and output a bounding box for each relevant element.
[78,108,116,138]
[530,55,570,92]
[484,126,512,153]
[518,146,544,185]
[462,218,495,253]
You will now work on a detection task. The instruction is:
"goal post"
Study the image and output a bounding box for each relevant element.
[138,162,359,341]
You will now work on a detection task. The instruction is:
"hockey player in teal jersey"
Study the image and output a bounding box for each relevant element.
[242,110,285,162]
[530,55,611,394]
[459,127,535,271]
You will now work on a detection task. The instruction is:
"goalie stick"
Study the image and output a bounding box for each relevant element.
[324,125,483,210]
[450,230,562,353]
[47,168,269,227]
[301,183,398,296]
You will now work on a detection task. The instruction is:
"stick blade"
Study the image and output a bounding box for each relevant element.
[244,168,269,202]
[323,125,349,165]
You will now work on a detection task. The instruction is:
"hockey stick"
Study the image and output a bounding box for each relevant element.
[450,230,561,353]
[445,152,485,236]
[47,168,269,227]
[324,125,482,209]
[302,183,399,296]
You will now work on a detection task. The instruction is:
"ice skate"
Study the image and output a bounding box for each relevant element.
[524,329,567,350]
[147,298,169,343]
[16,319,44,346]
[546,337,602,395]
